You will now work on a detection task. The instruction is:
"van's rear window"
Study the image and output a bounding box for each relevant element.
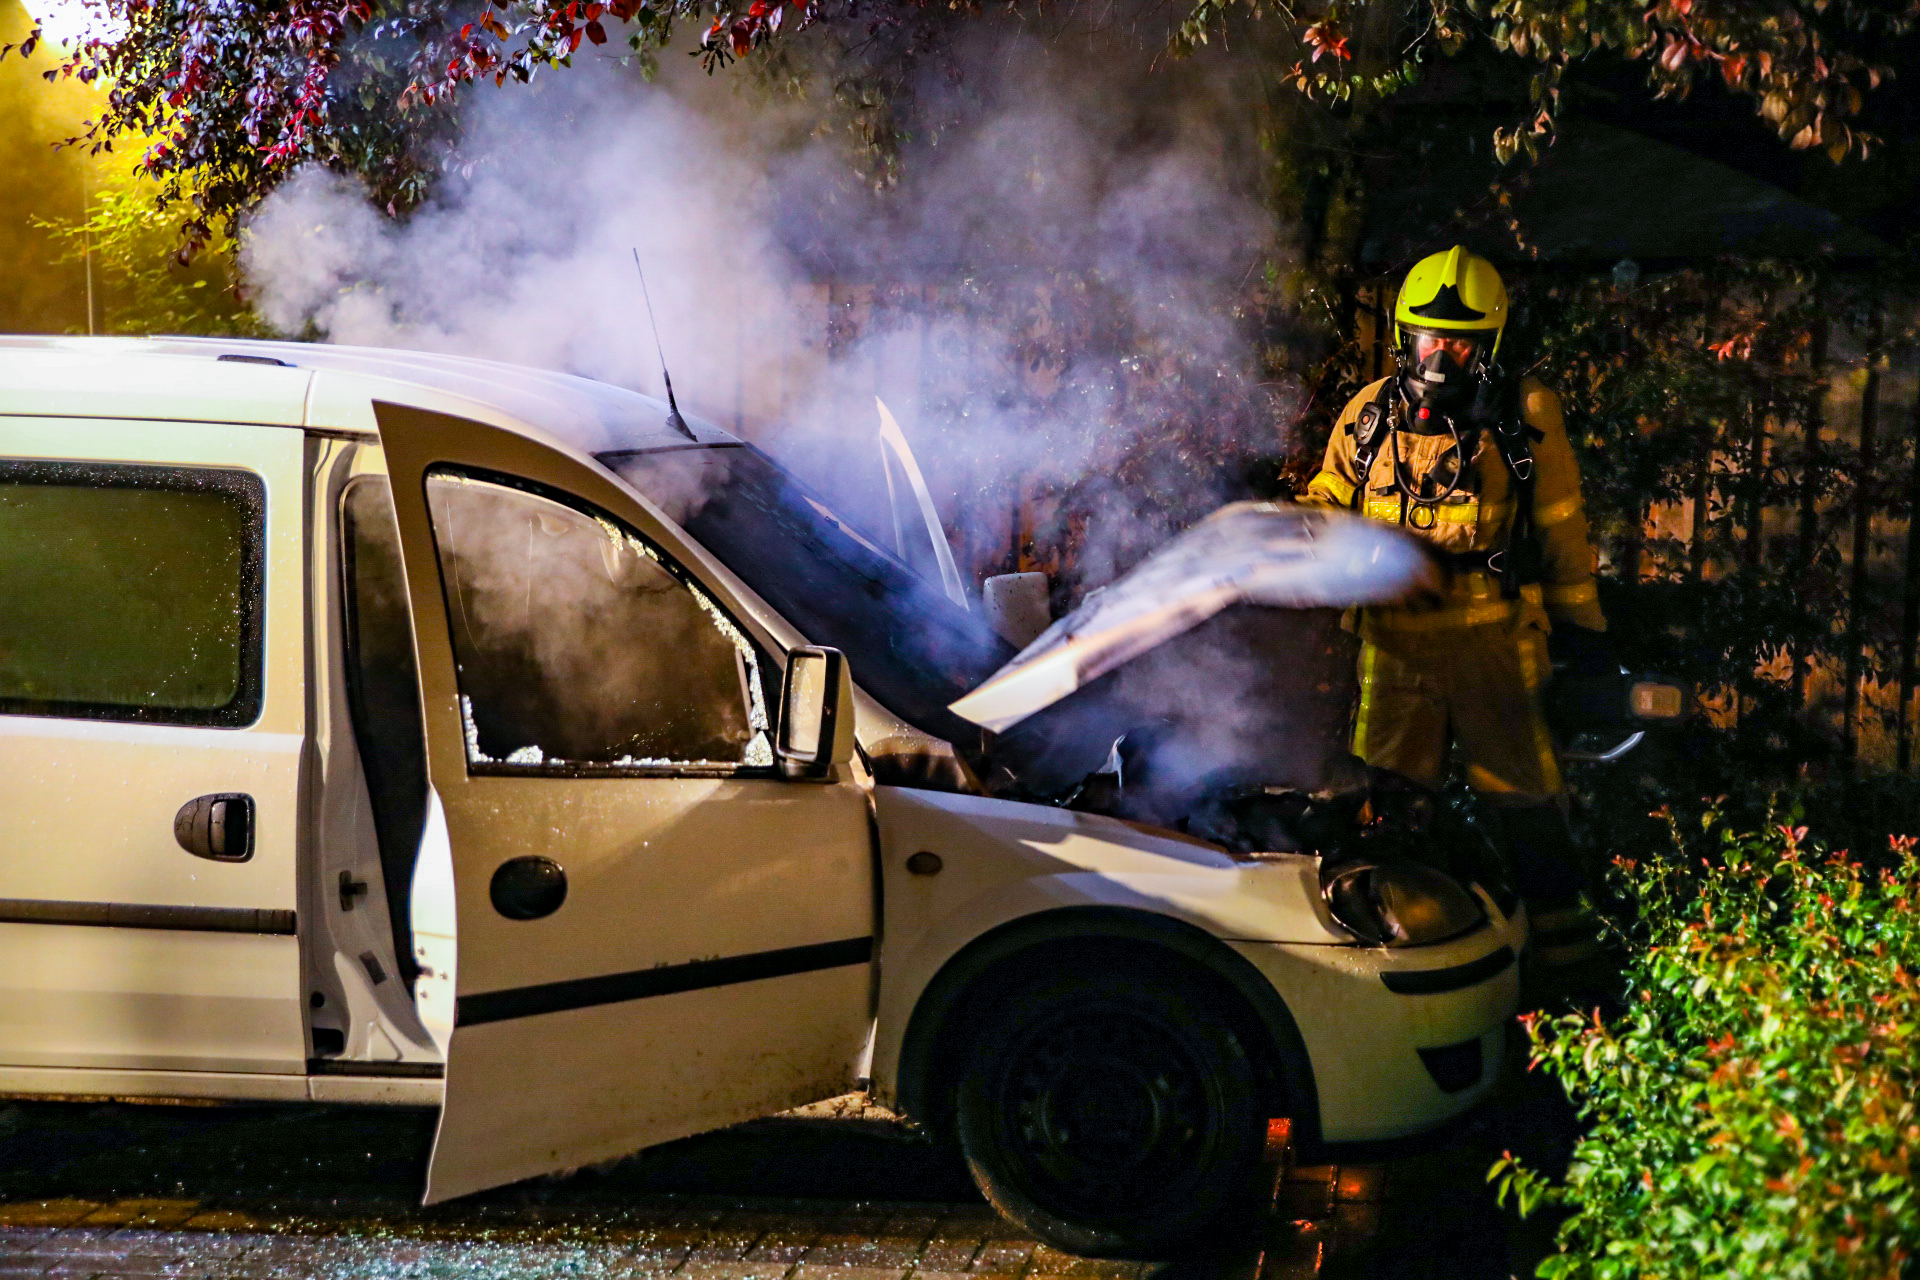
[0,460,265,728]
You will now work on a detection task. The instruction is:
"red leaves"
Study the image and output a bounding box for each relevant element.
[58,0,823,230]
[1709,325,1765,361]
[1301,20,1351,63]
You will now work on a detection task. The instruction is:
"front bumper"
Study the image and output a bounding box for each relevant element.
[1230,905,1524,1144]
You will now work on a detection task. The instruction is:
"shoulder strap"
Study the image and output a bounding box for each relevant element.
[1344,381,1396,511]
[1483,378,1545,597]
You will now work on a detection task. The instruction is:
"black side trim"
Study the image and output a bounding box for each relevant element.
[0,899,296,935]
[307,1059,445,1078]
[456,936,874,1027]
[1417,1038,1485,1093]
[1380,945,1515,996]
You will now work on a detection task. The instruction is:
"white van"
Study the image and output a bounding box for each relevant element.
[0,336,1523,1258]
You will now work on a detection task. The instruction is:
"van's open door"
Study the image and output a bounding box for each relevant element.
[374,403,875,1202]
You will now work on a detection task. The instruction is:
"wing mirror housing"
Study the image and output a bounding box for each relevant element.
[778,646,856,779]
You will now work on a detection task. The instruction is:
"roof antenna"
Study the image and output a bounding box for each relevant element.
[633,248,697,441]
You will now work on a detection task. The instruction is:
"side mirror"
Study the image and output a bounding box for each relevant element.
[982,572,1051,649]
[778,646,854,779]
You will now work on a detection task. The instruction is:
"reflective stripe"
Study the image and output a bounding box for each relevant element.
[1353,642,1379,760]
[1517,634,1564,793]
[1466,762,1522,794]
[1368,599,1521,631]
[1363,497,1506,526]
[1309,471,1356,506]
[1535,492,1582,527]
[1544,581,1599,606]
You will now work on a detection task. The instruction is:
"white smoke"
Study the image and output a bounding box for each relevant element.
[241,17,1291,587]
[243,77,793,406]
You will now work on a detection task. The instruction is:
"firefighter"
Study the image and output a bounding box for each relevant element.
[1300,245,1611,975]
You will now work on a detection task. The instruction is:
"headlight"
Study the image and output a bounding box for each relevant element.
[1320,857,1485,946]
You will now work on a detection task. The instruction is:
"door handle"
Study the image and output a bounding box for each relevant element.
[174,794,255,862]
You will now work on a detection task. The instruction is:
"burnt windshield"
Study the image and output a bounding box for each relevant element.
[601,444,1012,743]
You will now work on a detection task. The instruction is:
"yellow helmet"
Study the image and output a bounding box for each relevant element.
[1392,245,1508,357]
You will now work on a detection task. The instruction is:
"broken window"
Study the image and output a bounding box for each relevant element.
[424,471,771,772]
[605,445,1010,746]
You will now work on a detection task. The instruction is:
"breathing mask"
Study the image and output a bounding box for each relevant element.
[1399,329,1488,420]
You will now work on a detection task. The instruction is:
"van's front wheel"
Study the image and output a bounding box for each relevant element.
[953,960,1266,1259]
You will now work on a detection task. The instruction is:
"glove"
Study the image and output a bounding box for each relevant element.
[1548,625,1617,678]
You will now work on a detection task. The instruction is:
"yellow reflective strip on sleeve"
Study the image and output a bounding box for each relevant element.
[1535,492,1582,527]
[1352,642,1379,760]
[1309,471,1356,506]
[1543,581,1599,606]
[1465,762,1521,794]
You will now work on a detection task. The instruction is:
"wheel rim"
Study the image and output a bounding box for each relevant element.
[991,1006,1221,1218]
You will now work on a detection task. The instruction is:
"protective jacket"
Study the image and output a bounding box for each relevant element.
[1302,375,1605,639]
[1299,374,1606,813]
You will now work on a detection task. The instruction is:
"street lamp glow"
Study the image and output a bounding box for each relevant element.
[22,0,127,47]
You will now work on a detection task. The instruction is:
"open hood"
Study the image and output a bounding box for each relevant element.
[877,398,969,612]
[950,502,1438,734]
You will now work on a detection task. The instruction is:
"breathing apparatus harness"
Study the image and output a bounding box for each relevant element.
[1345,367,1545,600]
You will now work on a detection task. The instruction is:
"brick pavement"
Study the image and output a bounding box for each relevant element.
[0,1197,1162,1280]
[0,1098,1551,1280]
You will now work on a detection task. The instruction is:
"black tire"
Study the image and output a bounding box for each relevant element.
[953,956,1267,1259]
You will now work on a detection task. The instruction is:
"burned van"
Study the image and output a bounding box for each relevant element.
[0,336,1522,1258]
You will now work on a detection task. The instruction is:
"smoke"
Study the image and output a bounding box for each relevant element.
[243,77,790,405]
[241,15,1354,808]
[241,14,1296,591]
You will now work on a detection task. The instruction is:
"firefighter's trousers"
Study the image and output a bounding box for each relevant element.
[1353,619,1587,921]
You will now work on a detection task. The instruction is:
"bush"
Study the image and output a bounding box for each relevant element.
[1493,816,1920,1279]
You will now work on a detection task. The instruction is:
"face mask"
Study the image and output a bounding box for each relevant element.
[1401,340,1480,416]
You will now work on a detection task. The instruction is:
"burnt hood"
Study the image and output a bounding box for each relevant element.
[951,502,1438,734]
